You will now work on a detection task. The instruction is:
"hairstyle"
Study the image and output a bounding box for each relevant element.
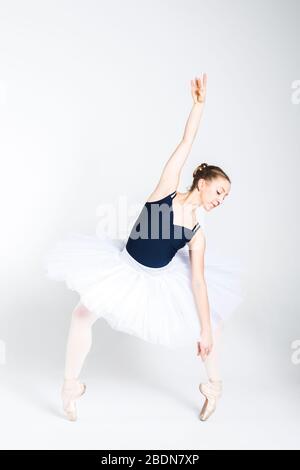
[188,163,231,192]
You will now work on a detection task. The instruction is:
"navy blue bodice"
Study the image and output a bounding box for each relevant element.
[125,190,200,268]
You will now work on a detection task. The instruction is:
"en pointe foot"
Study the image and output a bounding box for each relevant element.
[61,378,87,421]
[198,379,222,421]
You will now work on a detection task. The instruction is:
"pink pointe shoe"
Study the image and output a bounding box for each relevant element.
[61,378,87,421]
[198,379,223,421]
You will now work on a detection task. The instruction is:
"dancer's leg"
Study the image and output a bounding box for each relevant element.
[64,301,99,380]
[61,302,98,421]
[202,320,224,382]
[198,321,224,420]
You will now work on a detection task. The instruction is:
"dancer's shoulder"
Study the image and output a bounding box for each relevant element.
[187,227,206,252]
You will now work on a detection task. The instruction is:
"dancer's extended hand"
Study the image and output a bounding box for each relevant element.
[197,327,213,361]
[191,73,207,104]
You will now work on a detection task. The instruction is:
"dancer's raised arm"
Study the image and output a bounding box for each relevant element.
[147,74,207,201]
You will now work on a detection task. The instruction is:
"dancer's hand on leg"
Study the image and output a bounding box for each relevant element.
[197,328,213,361]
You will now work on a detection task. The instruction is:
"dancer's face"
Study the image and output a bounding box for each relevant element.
[199,176,231,211]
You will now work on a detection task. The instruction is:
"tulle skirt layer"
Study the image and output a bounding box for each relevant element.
[43,231,244,349]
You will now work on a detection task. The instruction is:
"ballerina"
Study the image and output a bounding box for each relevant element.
[44,72,243,422]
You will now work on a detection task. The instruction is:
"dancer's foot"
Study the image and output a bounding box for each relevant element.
[61,378,87,421]
[198,379,222,421]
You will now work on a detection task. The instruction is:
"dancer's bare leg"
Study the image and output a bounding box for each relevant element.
[61,301,98,421]
[199,321,224,421]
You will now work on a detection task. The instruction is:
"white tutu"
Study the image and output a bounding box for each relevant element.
[43,229,244,349]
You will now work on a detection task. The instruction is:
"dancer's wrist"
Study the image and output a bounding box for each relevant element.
[200,324,212,337]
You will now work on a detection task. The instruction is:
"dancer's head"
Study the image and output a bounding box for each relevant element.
[188,163,231,211]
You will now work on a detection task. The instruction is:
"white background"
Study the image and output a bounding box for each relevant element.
[0,0,299,449]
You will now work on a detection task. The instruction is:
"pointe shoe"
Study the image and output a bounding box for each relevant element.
[61,379,87,421]
[198,379,222,421]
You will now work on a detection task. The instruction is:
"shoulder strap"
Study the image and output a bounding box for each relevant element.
[146,190,176,204]
[192,222,201,233]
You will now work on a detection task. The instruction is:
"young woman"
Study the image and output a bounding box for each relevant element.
[44,73,243,422]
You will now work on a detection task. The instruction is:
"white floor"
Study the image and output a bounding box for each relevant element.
[1,343,299,450]
[1,307,299,450]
